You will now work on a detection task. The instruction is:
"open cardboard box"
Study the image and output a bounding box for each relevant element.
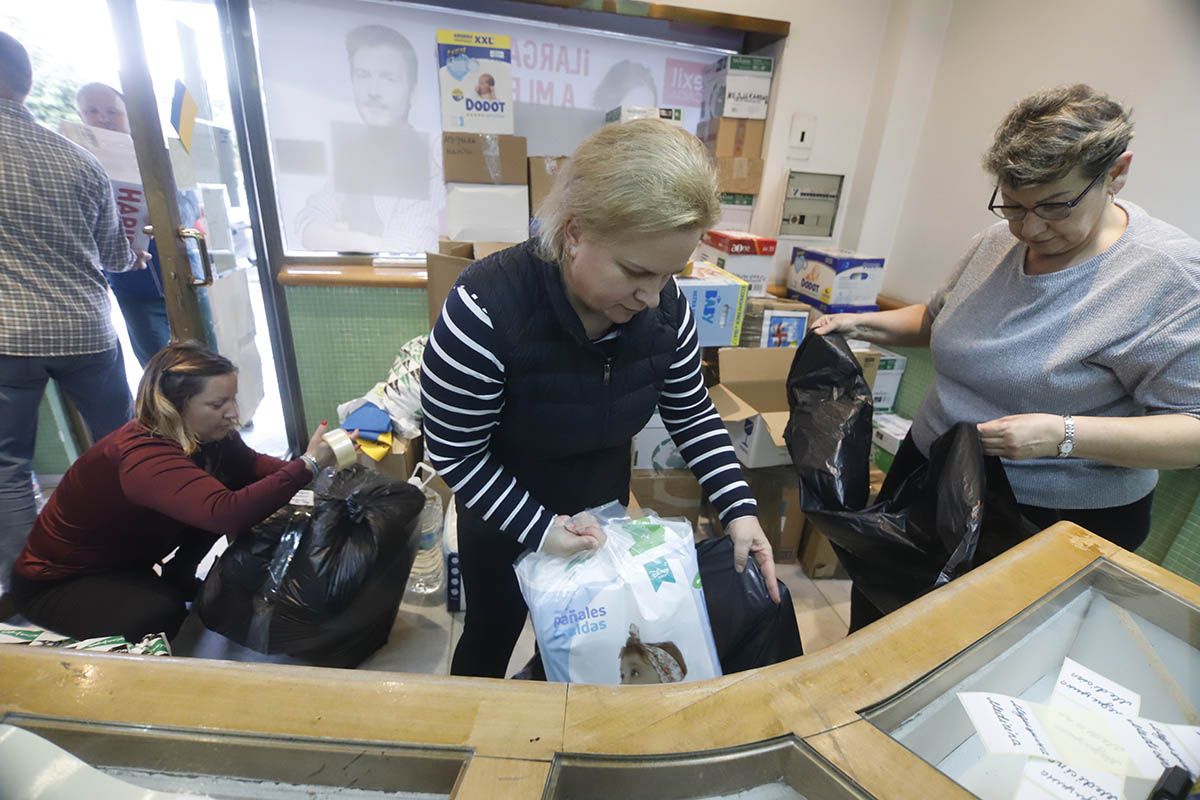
[709,346,880,469]
[425,240,518,326]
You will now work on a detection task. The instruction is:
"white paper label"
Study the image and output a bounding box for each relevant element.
[1051,658,1141,718]
[959,693,1057,759]
[290,490,314,507]
[1108,716,1200,779]
[1017,759,1124,800]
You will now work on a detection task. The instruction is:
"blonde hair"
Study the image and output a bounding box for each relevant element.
[984,84,1133,188]
[535,119,720,264]
[136,342,237,454]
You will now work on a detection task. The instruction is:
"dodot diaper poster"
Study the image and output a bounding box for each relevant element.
[437,29,514,134]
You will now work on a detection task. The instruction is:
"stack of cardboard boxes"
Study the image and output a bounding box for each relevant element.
[437,29,529,245]
[698,55,774,232]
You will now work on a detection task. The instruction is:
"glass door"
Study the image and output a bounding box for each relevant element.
[107,0,289,456]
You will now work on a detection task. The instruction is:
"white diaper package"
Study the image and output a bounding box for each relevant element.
[514,503,722,685]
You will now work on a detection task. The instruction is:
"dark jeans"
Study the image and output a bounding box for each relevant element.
[450,513,532,678]
[9,531,216,642]
[0,349,133,595]
[113,292,171,368]
[848,434,1155,633]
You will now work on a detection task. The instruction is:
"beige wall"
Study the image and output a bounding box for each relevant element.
[680,0,1200,303]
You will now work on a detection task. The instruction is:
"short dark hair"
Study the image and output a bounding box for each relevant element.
[0,32,33,98]
[344,25,417,85]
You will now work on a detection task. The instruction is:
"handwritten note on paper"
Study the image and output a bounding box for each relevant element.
[959,693,1057,759]
[1035,703,1129,776]
[1109,716,1200,779]
[1171,724,1200,768]
[1051,659,1140,718]
[1017,759,1124,800]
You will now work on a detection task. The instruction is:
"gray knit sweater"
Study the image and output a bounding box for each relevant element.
[911,200,1200,509]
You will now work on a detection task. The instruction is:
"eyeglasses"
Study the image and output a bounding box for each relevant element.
[988,169,1106,221]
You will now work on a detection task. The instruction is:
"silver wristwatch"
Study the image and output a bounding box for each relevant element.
[1056,415,1076,458]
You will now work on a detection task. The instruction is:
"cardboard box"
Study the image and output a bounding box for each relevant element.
[697,117,766,159]
[632,412,685,471]
[696,230,777,297]
[437,29,514,134]
[442,133,527,185]
[528,155,568,216]
[370,434,423,483]
[743,467,803,563]
[675,261,749,348]
[799,520,848,579]
[709,346,879,469]
[715,156,764,195]
[426,240,474,326]
[871,413,911,473]
[701,55,774,120]
[445,183,529,243]
[604,105,684,127]
[628,470,703,529]
[716,193,754,233]
[740,297,813,349]
[787,246,886,313]
[868,345,908,413]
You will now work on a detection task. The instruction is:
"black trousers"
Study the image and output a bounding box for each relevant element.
[450,513,533,678]
[848,434,1154,633]
[9,533,217,643]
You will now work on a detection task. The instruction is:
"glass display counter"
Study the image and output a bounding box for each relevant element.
[862,561,1200,800]
[0,713,467,799]
[545,736,868,800]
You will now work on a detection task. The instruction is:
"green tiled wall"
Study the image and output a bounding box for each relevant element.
[886,345,1200,584]
[285,285,430,433]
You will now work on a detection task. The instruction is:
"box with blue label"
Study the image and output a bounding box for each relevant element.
[437,29,514,134]
[676,261,749,347]
[787,246,885,312]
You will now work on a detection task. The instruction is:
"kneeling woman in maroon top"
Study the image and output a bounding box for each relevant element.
[10,342,342,642]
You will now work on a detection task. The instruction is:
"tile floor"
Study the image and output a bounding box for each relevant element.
[173,565,852,676]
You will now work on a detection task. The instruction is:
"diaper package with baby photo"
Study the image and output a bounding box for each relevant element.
[514,503,722,685]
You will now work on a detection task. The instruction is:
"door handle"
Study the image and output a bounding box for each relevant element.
[177,227,213,287]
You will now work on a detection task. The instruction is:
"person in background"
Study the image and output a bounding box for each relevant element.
[75,81,172,369]
[9,342,344,642]
[0,34,147,614]
[813,84,1200,631]
[422,120,780,679]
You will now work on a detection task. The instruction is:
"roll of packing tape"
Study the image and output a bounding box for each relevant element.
[323,428,357,470]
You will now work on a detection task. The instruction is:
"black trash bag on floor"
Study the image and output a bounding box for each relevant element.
[784,333,1037,615]
[196,465,424,667]
[696,535,803,673]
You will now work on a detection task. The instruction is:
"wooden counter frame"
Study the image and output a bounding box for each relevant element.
[2,522,1196,799]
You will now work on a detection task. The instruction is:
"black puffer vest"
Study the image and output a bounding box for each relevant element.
[455,240,679,526]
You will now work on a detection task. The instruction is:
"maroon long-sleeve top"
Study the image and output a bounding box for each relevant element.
[16,420,311,581]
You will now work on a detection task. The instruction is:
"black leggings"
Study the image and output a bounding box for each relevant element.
[848,434,1155,633]
[450,514,532,678]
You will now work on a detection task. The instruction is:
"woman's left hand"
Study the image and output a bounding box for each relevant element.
[724,516,781,604]
[977,414,1064,459]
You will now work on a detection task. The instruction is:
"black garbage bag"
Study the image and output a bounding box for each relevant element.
[696,535,803,673]
[784,333,1038,615]
[196,465,424,667]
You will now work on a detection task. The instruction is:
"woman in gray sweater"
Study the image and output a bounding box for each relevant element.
[815,84,1200,630]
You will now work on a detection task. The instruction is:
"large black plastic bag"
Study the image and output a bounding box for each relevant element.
[196,465,424,667]
[784,334,1037,615]
[696,536,803,673]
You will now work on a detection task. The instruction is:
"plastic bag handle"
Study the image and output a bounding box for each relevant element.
[407,461,437,490]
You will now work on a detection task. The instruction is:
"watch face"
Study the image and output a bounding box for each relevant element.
[1059,441,1074,457]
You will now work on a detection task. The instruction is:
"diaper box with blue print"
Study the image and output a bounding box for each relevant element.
[787,246,885,312]
[437,29,514,134]
[676,261,749,348]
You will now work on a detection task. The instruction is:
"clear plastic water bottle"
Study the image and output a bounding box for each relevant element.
[405,462,445,602]
[31,472,47,513]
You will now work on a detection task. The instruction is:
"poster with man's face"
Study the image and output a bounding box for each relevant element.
[252,0,722,254]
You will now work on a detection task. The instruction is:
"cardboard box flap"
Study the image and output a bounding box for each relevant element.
[708,383,756,423]
[761,411,791,448]
[426,247,474,326]
[442,133,528,185]
[717,347,794,388]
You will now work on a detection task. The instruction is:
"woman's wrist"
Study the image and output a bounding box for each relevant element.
[299,453,321,477]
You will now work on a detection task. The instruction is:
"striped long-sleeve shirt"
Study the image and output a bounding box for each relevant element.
[420,280,758,552]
